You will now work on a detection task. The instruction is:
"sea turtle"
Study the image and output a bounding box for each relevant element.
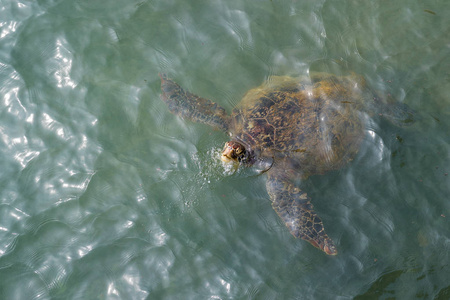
[159,72,413,255]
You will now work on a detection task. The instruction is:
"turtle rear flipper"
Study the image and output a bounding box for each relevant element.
[159,74,230,132]
[364,90,416,127]
[379,101,416,126]
[266,167,337,255]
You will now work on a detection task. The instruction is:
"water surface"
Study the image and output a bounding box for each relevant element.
[0,0,449,299]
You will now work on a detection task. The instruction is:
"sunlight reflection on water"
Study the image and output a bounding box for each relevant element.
[0,0,449,299]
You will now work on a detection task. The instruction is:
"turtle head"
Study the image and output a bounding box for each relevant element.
[221,141,248,165]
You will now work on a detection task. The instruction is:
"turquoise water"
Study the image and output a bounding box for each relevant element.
[0,0,449,299]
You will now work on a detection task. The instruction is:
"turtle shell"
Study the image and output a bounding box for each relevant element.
[230,73,368,176]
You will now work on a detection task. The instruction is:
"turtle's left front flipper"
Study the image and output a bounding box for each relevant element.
[266,168,338,255]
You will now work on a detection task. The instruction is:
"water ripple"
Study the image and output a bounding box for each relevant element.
[0,0,448,299]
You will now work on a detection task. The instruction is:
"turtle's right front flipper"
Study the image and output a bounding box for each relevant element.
[266,168,338,255]
[159,74,230,132]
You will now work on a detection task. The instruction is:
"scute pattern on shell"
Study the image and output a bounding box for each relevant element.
[231,74,366,176]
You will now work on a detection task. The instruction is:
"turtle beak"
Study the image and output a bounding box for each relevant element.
[221,144,236,163]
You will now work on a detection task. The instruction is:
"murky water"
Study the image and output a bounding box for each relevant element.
[0,0,449,299]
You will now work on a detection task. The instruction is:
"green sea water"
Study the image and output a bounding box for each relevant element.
[0,0,449,299]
